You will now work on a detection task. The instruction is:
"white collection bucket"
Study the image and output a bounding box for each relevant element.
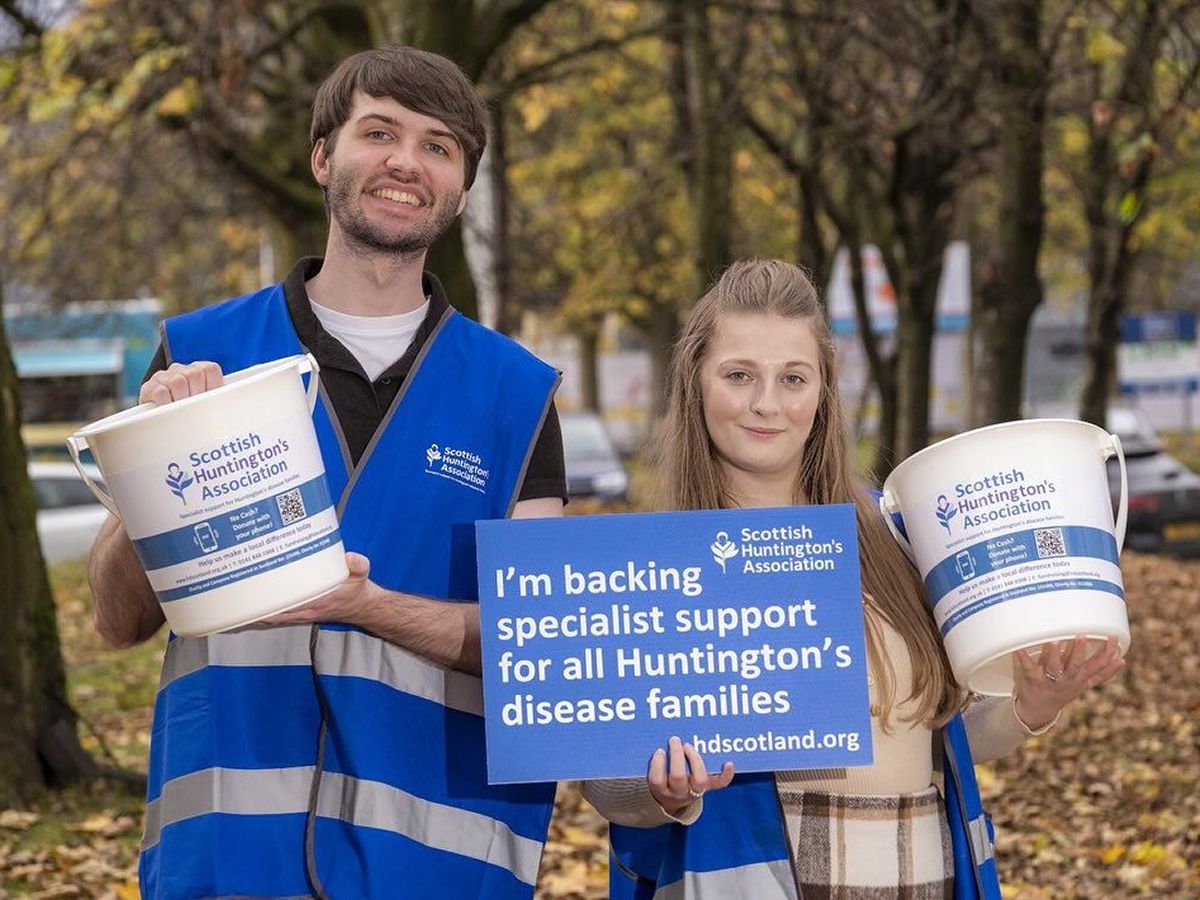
[879,419,1129,696]
[68,354,348,637]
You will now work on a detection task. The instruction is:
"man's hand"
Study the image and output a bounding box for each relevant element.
[140,361,224,404]
[262,552,376,627]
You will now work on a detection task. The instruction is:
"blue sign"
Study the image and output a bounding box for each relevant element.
[1119,311,1196,343]
[1118,312,1200,397]
[476,505,873,784]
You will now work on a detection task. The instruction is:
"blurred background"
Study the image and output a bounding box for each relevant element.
[0,1,1198,897]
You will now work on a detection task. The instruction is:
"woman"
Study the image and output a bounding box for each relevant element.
[582,260,1123,899]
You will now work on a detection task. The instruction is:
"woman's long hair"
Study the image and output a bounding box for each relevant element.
[650,259,962,728]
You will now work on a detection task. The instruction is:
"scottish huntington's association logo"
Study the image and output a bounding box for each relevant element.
[710,530,738,573]
[934,494,957,535]
[424,440,490,494]
[165,462,195,505]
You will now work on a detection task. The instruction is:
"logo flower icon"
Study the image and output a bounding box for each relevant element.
[710,531,739,573]
[165,463,194,504]
[426,444,442,467]
[935,494,957,535]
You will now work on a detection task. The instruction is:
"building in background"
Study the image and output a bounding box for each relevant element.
[6,298,161,430]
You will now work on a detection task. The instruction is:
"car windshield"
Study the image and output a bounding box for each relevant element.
[562,415,616,462]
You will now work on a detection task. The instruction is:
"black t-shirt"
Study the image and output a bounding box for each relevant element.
[144,257,566,503]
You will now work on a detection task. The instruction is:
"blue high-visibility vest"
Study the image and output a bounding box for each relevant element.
[609,719,1000,899]
[140,282,560,899]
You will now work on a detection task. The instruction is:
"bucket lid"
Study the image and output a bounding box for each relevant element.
[72,354,308,440]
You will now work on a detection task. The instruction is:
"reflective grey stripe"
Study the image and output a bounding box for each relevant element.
[142,766,544,885]
[317,380,354,478]
[159,321,173,365]
[315,628,483,716]
[969,813,995,863]
[317,771,543,886]
[654,860,799,900]
[158,626,314,693]
[506,370,563,518]
[338,306,454,517]
[158,626,483,716]
[143,765,312,850]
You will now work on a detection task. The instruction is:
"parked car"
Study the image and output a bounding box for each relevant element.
[1105,406,1200,556]
[29,461,109,563]
[561,411,629,502]
[1033,404,1200,556]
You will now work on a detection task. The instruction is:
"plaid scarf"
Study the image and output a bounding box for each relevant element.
[777,784,953,899]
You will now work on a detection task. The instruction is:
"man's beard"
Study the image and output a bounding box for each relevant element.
[326,165,461,256]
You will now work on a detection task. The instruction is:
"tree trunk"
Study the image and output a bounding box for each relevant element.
[888,136,955,463]
[489,101,515,335]
[971,0,1045,427]
[666,0,733,297]
[388,0,561,321]
[797,166,832,291]
[1080,280,1124,428]
[1076,2,1167,428]
[894,293,938,462]
[0,288,96,802]
[843,243,897,482]
[425,220,479,320]
[636,303,680,418]
[578,326,601,412]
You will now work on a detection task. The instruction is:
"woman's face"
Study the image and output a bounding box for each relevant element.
[700,312,823,489]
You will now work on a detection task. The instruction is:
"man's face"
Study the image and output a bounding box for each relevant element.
[312,91,468,256]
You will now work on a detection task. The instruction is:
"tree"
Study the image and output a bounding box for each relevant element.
[1067,0,1200,426]
[0,3,97,801]
[969,0,1050,427]
[743,1,986,471]
[6,0,562,320]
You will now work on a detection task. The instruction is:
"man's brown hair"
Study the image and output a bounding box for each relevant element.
[311,46,488,189]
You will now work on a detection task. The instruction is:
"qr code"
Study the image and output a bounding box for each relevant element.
[1034,527,1066,558]
[277,489,306,525]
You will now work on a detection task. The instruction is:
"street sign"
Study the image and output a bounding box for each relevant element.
[1118,312,1199,397]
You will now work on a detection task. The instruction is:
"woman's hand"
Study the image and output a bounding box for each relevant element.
[1013,635,1125,731]
[648,736,735,818]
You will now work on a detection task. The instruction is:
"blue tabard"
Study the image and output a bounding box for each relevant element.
[608,721,1000,900]
[608,501,1002,900]
[140,282,560,899]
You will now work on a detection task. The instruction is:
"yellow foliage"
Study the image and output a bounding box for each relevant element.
[1086,28,1127,66]
[1127,841,1167,866]
[1059,120,1089,158]
[1098,844,1125,864]
[155,77,200,119]
[609,1,641,22]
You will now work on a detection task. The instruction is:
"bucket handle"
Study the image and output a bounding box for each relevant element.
[1105,433,1127,552]
[65,434,121,517]
[296,353,320,414]
[878,491,917,563]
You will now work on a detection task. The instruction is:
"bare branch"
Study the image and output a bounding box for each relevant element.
[489,20,666,100]
[0,0,43,39]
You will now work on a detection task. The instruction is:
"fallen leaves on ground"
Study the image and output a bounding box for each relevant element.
[2,553,1196,897]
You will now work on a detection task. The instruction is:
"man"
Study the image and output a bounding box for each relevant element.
[89,46,565,899]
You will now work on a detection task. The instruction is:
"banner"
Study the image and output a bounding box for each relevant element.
[476,505,873,783]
